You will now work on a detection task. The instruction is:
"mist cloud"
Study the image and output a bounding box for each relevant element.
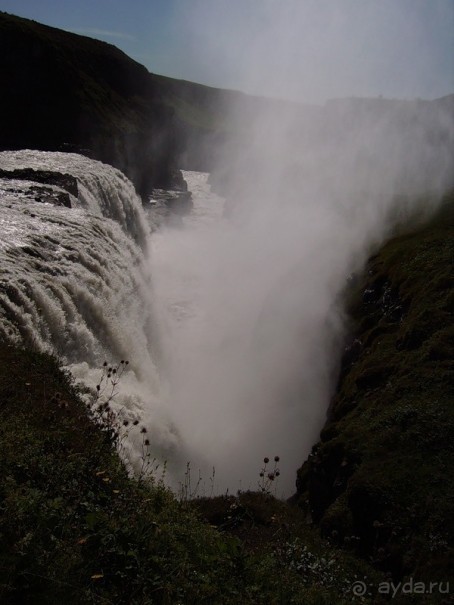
[147,1,453,495]
[150,91,453,494]
[173,0,454,102]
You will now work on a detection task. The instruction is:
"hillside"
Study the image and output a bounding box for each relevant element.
[0,11,225,197]
[294,192,454,583]
[0,12,302,183]
[1,11,453,200]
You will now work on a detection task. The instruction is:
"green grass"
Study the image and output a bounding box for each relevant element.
[0,344,390,604]
[0,346,246,604]
[296,192,454,591]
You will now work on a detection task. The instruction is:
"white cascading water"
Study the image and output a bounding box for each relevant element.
[0,150,181,472]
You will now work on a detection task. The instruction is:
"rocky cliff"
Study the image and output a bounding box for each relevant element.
[3,11,452,204]
[0,12,190,198]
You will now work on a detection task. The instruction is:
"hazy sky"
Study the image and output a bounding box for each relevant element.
[1,0,453,102]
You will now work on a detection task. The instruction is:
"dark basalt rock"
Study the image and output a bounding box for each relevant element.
[296,443,359,525]
[29,185,72,208]
[338,338,362,376]
[151,189,193,213]
[145,188,193,227]
[0,168,78,203]
[0,12,185,199]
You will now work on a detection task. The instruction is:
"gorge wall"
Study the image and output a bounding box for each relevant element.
[293,196,454,581]
[0,12,184,198]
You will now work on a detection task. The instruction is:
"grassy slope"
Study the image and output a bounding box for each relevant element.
[0,344,386,604]
[0,346,257,604]
[0,13,158,137]
[296,193,454,586]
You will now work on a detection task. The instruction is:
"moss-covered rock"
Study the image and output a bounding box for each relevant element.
[295,192,454,585]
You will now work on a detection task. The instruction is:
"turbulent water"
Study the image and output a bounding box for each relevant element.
[0,151,178,470]
[0,152,234,487]
[0,151,152,366]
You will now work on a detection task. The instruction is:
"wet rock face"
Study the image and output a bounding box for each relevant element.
[296,443,359,525]
[29,186,72,208]
[337,338,362,383]
[362,278,405,322]
[0,169,78,205]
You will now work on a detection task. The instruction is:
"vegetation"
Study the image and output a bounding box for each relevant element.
[296,191,454,589]
[0,196,452,604]
[0,343,391,604]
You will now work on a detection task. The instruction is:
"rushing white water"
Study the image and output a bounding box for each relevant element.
[0,150,182,471]
[0,151,149,360]
[0,150,150,247]
[1,154,302,493]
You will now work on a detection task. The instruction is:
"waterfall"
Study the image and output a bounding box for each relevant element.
[2,144,450,496]
[0,150,150,361]
[0,150,149,247]
[0,150,182,472]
